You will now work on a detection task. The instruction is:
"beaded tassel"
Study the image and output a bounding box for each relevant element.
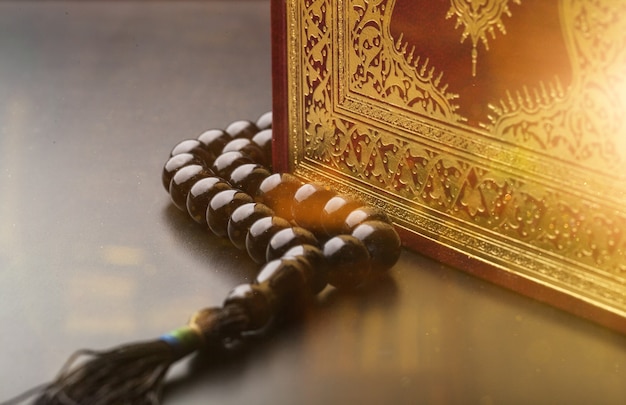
[4,111,401,405]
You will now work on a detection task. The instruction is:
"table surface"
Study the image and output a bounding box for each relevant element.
[1,1,625,404]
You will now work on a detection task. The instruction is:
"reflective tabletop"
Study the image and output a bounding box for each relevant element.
[1,1,625,404]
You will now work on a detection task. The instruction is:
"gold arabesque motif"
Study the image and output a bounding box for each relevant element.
[446,0,521,77]
[284,0,626,320]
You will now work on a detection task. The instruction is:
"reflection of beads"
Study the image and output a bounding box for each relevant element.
[164,112,401,336]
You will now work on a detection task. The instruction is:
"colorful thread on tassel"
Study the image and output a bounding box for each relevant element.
[159,326,204,359]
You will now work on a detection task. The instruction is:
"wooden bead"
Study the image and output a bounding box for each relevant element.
[283,244,328,294]
[162,153,205,192]
[225,120,259,139]
[256,173,302,220]
[246,216,291,264]
[207,190,254,237]
[342,206,391,233]
[321,195,363,236]
[266,227,318,262]
[251,129,273,166]
[255,258,310,304]
[222,138,267,166]
[211,151,254,178]
[351,220,401,274]
[229,163,272,196]
[169,139,215,165]
[227,202,274,250]
[255,111,272,130]
[197,129,231,157]
[169,164,213,212]
[323,235,371,290]
[292,183,335,236]
[224,283,273,330]
[186,177,232,225]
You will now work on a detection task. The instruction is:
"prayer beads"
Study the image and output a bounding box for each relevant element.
[165,112,401,334]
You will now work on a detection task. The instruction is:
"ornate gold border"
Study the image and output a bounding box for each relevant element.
[284,0,626,319]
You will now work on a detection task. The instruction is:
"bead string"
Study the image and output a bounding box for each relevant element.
[162,111,402,346]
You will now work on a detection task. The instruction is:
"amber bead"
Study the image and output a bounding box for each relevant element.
[222,138,266,166]
[186,177,232,225]
[207,190,254,237]
[223,283,273,330]
[246,216,291,264]
[266,227,318,262]
[169,139,215,165]
[251,129,273,165]
[255,111,272,130]
[169,164,213,211]
[256,173,302,220]
[283,244,328,294]
[323,235,371,289]
[255,258,310,303]
[351,220,401,274]
[162,153,205,192]
[197,129,231,157]
[211,151,254,178]
[321,195,364,236]
[342,206,391,233]
[228,202,274,250]
[292,183,335,236]
[225,120,259,139]
[229,164,272,196]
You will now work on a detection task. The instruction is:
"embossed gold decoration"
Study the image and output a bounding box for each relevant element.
[282,0,626,327]
[446,0,521,77]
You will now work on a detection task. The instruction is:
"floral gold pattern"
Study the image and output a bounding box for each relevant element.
[446,0,521,77]
[283,0,626,323]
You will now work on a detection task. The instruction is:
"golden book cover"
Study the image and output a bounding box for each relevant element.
[271,0,626,333]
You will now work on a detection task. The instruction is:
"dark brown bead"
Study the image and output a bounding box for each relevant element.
[255,258,310,303]
[225,120,259,139]
[169,164,213,211]
[283,244,328,294]
[197,129,231,157]
[222,138,267,166]
[228,203,274,250]
[169,139,215,165]
[292,183,335,236]
[321,195,364,236]
[256,173,302,220]
[351,220,401,274]
[207,190,254,237]
[186,177,232,225]
[224,283,273,330]
[342,206,391,233]
[252,129,273,165]
[211,151,254,178]
[255,111,272,130]
[246,216,291,264]
[162,153,205,192]
[323,235,371,290]
[266,227,318,262]
[229,164,272,196]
